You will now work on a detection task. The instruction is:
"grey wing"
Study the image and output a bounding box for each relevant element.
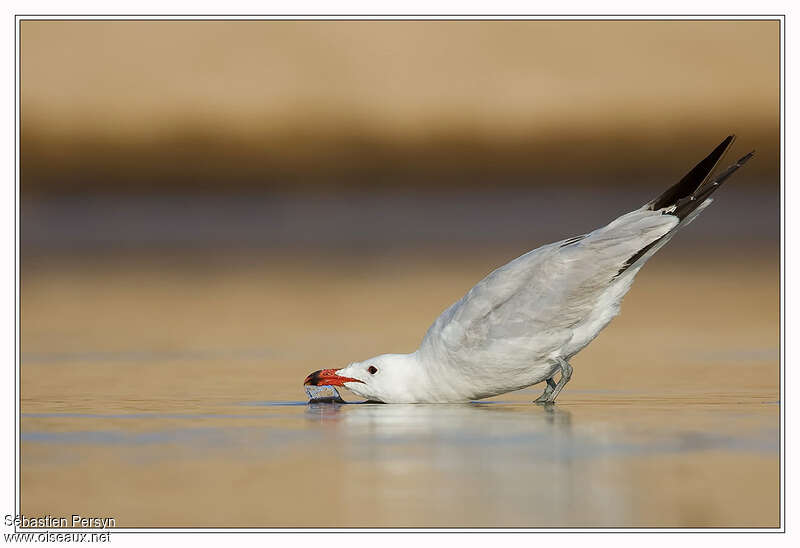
[417,135,752,376]
[417,208,680,372]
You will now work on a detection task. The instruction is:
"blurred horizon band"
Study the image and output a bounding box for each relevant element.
[21,19,779,195]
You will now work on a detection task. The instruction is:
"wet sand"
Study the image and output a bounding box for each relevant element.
[20,246,779,527]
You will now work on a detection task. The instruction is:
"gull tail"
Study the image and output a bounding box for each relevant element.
[616,135,755,276]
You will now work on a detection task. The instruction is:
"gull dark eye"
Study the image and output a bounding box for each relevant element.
[368,365,378,375]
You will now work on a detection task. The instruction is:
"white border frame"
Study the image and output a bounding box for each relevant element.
[10,13,786,536]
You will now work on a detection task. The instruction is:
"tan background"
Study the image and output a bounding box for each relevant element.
[21,20,779,193]
[20,20,780,528]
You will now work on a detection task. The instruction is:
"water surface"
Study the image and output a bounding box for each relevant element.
[20,242,779,527]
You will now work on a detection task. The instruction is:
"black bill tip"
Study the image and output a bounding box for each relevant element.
[304,370,323,386]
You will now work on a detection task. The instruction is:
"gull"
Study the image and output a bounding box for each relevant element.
[305,136,754,403]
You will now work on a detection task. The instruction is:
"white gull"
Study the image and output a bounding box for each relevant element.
[304,136,754,403]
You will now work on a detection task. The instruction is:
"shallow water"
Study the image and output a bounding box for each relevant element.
[19,393,779,528]
[20,247,779,527]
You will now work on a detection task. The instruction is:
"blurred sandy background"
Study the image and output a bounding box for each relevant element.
[19,20,780,528]
[22,20,778,194]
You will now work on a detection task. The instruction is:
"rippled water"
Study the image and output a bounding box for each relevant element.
[20,392,778,528]
[20,245,779,528]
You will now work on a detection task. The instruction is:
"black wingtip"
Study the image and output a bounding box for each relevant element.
[648,135,736,211]
[617,138,751,278]
[738,150,756,164]
[670,147,754,220]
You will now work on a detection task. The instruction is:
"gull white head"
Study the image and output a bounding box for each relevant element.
[304,353,425,403]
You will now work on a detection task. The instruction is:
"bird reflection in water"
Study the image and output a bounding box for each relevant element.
[304,399,574,447]
[301,400,595,525]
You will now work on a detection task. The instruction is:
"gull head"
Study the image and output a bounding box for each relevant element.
[304,353,421,403]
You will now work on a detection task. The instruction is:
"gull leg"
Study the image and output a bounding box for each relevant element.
[534,378,557,403]
[545,357,573,403]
